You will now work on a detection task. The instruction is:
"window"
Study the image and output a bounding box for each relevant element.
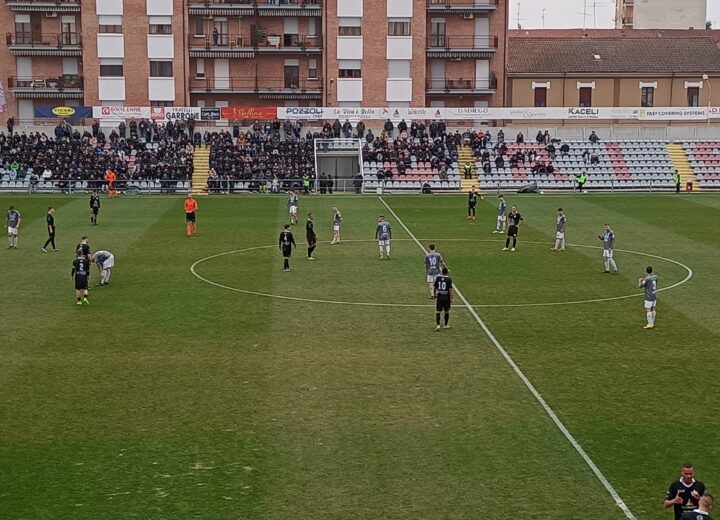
[339,26,361,36]
[534,87,547,107]
[338,17,361,36]
[388,21,411,36]
[308,59,317,79]
[194,17,204,36]
[579,87,592,107]
[98,15,122,33]
[150,60,173,77]
[195,58,205,79]
[640,86,654,107]
[687,87,700,107]
[149,23,172,34]
[150,100,174,107]
[339,68,361,78]
[308,18,317,37]
[387,60,411,79]
[99,58,123,77]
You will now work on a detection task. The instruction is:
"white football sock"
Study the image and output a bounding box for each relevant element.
[385,244,390,256]
[379,244,384,256]
[609,258,617,271]
[650,311,656,325]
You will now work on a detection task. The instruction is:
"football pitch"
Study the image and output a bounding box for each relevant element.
[1,193,719,520]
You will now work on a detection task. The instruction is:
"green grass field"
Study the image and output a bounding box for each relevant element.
[1,192,719,520]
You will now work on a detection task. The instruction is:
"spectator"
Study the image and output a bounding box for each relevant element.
[494,155,504,171]
[213,27,219,46]
[332,119,341,138]
[356,120,365,138]
[590,149,599,165]
[398,119,408,136]
[118,121,126,139]
[91,120,100,138]
[497,129,505,142]
[560,143,570,156]
[383,118,394,137]
[6,116,14,136]
[589,130,599,144]
[342,119,352,138]
[516,131,524,143]
[582,149,590,164]
[536,130,544,144]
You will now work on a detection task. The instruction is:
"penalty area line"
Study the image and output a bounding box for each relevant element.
[378,196,637,520]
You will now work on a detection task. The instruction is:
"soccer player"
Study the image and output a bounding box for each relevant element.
[184,193,198,237]
[76,236,92,262]
[375,215,392,259]
[306,212,317,260]
[288,190,299,225]
[551,208,567,251]
[41,207,58,252]
[503,205,523,251]
[89,191,101,225]
[680,494,714,520]
[639,265,658,329]
[433,267,454,331]
[665,463,706,520]
[93,250,115,285]
[466,186,482,221]
[425,244,443,298]
[6,205,20,249]
[598,224,618,273]
[278,224,296,272]
[330,206,342,244]
[493,194,507,233]
[71,248,90,305]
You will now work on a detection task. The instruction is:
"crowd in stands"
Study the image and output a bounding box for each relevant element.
[360,119,460,180]
[0,119,194,190]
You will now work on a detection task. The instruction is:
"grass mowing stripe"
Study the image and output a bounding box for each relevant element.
[379,196,638,520]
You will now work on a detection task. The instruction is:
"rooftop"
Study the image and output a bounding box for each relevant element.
[507,35,720,74]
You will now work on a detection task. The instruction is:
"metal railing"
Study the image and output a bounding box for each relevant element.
[189,76,321,92]
[427,0,498,7]
[6,32,81,47]
[425,78,497,91]
[191,33,320,49]
[5,0,81,5]
[427,34,499,49]
[190,0,321,5]
[8,75,84,90]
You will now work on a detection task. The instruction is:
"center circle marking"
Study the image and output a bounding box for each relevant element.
[190,239,693,308]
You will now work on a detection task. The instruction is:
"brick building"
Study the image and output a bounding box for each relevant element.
[0,0,509,122]
[506,30,720,118]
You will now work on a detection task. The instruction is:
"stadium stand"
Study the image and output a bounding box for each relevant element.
[0,130,193,192]
[684,141,720,189]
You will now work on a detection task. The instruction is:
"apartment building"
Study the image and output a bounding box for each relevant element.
[0,0,508,122]
[615,0,707,30]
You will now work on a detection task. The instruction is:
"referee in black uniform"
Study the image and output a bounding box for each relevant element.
[306,212,317,260]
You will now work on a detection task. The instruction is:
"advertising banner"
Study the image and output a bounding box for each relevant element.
[708,106,720,119]
[200,107,220,120]
[638,107,708,121]
[35,106,92,119]
[93,106,152,119]
[220,106,278,120]
[157,107,202,121]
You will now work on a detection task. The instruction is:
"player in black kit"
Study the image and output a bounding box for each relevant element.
[71,249,90,305]
[306,212,317,260]
[665,464,707,520]
[89,191,101,225]
[278,224,296,272]
[433,267,454,331]
[503,205,523,252]
[41,207,58,252]
[466,185,482,221]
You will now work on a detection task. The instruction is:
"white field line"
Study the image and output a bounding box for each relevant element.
[379,196,637,520]
[190,239,692,310]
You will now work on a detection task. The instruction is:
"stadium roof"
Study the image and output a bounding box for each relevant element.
[507,36,720,75]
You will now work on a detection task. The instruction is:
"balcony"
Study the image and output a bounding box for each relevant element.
[188,0,321,17]
[6,32,82,56]
[189,76,322,99]
[188,34,321,58]
[426,0,498,14]
[7,75,84,99]
[426,77,497,95]
[5,0,81,12]
[427,35,499,58]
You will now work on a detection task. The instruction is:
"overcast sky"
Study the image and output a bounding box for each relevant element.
[510,0,720,30]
